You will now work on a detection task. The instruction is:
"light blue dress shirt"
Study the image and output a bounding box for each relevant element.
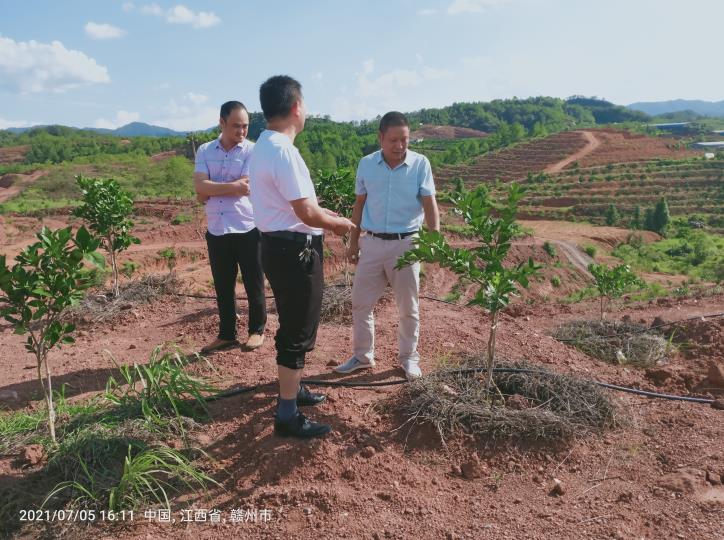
[194,136,255,235]
[355,149,436,233]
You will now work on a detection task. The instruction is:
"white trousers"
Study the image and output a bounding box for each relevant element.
[352,234,420,365]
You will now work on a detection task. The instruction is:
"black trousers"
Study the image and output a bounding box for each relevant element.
[261,234,324,370]
[205,228,266,341]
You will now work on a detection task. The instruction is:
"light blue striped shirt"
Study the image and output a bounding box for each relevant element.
[194,136,255,235]
[355,150,436,233]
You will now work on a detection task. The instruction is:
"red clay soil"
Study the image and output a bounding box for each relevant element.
[410,125,489,140]
[0,170,49,204]
[435,131,589,187]
[545,131,601,173]
[0,145,30,165]
[1,215,723,540]
[575,129,699,168]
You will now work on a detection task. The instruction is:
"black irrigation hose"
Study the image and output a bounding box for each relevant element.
[206,366,715,405]
[177,292,451,303]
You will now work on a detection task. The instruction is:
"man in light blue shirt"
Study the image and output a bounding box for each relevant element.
[194,101,266,354]
[334,111,440,379]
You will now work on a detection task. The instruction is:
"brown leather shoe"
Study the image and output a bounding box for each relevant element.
[200,338,239,355]
[244,333,265,350]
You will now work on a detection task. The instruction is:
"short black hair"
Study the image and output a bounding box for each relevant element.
[220,101,247,120]
[379,111,409,133]
[259,75,303,120]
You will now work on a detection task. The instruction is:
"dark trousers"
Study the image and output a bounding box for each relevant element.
[261,234,324,370]
[205,228,266,341]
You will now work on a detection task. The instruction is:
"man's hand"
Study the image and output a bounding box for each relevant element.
[229,179,250,197]
[346,240,360,264]
[197,193,209,204]
[331,217,355,237]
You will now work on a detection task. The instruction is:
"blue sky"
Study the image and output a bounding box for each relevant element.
[1,0,722,131]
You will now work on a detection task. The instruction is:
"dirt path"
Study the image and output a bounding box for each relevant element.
[554,240,594,277]
[0,170,48,204]
[545,131,600,173]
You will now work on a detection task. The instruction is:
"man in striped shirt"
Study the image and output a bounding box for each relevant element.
[194,101,266,354]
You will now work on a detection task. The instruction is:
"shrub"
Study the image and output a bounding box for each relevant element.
[543,241,557,258]
[583,245,597,258]
[0,227,102,443]
[73,176,140,296]
[397,183,540,393]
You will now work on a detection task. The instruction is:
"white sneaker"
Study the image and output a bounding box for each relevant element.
[334,356,376,374]
[401,359,422,380]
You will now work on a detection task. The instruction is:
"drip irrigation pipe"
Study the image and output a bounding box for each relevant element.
[205,366,716,405]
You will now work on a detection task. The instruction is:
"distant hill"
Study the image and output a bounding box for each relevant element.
[6,122,190,137]
[628,99,724,118]
[88,122,188,137]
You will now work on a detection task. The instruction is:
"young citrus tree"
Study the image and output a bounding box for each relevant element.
[314,168,356,283]
[73,175,140,297]
[0,226,103,443]
[588,263,642,320]
[397,183,540,393]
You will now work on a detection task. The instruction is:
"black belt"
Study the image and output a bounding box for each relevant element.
[262,230,323,243]
[367,231,417,240]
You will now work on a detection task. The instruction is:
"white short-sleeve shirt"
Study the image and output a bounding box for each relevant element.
[249,130,322,235]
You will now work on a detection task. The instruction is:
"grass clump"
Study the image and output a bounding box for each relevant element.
[0,345,222,537]
[394,359,617,443]
[65,273,179,324]
[554,320,672,367]
[320,283,353,324]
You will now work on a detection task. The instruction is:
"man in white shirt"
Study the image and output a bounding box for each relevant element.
[249,75,354,439]
[194,101,266,354]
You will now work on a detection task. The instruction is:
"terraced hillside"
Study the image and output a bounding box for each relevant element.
[0,145,30,165]
[517,157,724,232]
[575,128,698,167]
[435,129,699,188]
[436,131,589,185]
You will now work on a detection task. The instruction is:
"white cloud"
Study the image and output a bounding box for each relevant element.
[356,61,451,99]
[0,35,110,94]
[94,110,140,130]
[140,3,163,16]
[330,97,379,122]
[185,92,208,105]
[85,22,125,40]
[167,5,220,28]
[151,93,218,131]
[139,4,220,28]
[331,59,453,120]
[417,8,438,16]
[447,0,510,14]
[0,117,37,130]
[122,2,135,12]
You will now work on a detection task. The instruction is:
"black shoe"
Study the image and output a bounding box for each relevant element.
[274,412,332,439]
[297,384,326,406]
